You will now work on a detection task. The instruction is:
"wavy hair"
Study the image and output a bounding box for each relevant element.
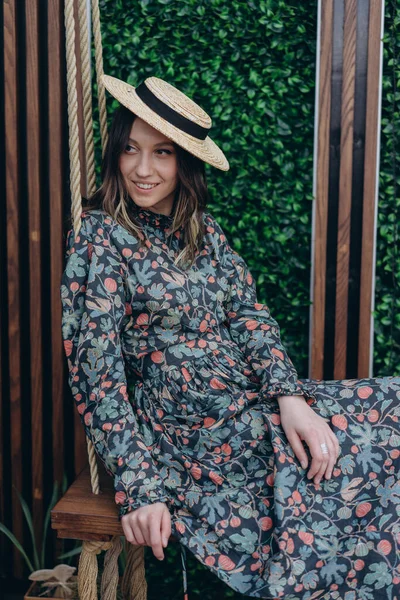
[80,105,210,270]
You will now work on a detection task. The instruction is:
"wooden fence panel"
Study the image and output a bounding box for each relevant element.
[26,0,44,549]
[1,0,74,579]
[310,0,384,379]
[3,0,23,579]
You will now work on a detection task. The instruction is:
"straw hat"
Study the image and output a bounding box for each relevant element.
[101,74,229,171]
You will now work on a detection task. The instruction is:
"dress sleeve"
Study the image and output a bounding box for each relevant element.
[212,217,309,405]
[60,212,168,518]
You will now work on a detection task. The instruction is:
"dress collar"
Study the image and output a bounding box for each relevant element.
[136,207,174,228]
[130,198,176,228]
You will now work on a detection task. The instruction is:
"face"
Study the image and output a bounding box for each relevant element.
[119,117,179,216]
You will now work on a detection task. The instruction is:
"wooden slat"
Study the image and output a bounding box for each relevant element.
[358,0,384,376]
[48,0,65,495]
[3,0,23,578]
[26,0,44,546]
[334,0,357,379]
[310,0,334,379]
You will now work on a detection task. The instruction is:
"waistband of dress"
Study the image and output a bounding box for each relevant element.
[127,326,241,383]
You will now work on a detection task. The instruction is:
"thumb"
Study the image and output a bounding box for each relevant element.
[286,429,308,470]
[160,507,171,548]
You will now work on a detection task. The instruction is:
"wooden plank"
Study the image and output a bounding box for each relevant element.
[25,0,44,547]
[51,464,180,543]
[48,0,65,496]
[334,0,357,379]
[345,0,370,377]
[358,0,384,376]
[51,464,123,536]
[3,0,23,578]
[310,0,334,379]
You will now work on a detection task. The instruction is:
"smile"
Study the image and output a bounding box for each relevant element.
[133,182,160,192]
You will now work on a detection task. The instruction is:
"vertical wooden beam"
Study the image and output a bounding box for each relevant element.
[26,0,44,546]
[48,0,65,498]
[358,0,384,377]
[334,0,357,379]
[3,0,23,578]
[310,0,334,379]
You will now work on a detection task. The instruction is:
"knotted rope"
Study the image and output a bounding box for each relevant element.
[121,545,148,600]
[78,537,122,600]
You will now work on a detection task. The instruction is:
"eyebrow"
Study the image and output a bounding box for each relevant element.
[128,137,175,147]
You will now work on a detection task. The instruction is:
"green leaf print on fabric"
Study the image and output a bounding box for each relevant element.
[60,212,169,515]
[60,208,400,599]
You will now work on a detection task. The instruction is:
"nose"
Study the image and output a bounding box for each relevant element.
[135,151,154,178]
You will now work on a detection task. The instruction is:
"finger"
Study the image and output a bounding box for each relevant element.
[306,433,329,480]
[286,430,309,469]
[122,521,135,545]
[161,507,171,548]
[333,432,341,459]
[314,438,332,485]
[122,519,141,546]
[324,437,337,480]
[149,514,164,560]
[314,459,327,486]
[129,529,141,546]
[135,514,148,546]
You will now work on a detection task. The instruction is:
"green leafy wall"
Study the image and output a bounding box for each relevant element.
[374,2,400,376]
[95,0,318,379]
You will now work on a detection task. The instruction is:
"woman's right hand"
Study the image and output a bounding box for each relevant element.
[121,502,171,560]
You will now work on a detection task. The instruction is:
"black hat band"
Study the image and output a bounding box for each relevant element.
[135,81,210,141]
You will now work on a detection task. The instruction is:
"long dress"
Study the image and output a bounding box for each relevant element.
[60,206,400,600]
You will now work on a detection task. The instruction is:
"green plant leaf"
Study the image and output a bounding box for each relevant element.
[41,480,59,567]
[57,546,83,560]
[13,486,40,571]
[0,523,35,573]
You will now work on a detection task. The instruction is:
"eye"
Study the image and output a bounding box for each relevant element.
[124,145,173,155]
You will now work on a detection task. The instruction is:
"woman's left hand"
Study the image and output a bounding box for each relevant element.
[277,395,340,487]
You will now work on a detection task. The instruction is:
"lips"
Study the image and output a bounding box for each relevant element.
[133,182,160,193]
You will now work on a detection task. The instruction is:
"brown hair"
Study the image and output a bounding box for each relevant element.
[80,105,210,270]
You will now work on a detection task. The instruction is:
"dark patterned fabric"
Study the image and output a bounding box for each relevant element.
[61,207,400,599]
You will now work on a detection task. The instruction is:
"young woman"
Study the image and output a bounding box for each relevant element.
[60,74,400,599]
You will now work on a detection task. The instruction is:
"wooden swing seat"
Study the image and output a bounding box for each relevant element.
[51,462,179,600]
[51,462,122,542]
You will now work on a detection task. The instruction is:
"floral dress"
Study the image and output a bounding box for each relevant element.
[60,207,400,600]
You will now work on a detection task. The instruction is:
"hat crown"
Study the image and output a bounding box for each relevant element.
[144,77,212,130]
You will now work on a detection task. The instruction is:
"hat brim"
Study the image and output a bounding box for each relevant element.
[101,74,229,171]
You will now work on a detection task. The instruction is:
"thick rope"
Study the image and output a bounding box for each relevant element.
[121,545,147,600]
[78,540,113,600]
[78,0,97,196]
[64,0,83,236]
[101,536,123,600]
[86,436,100,494]
[91,0,109,155]
[64,0,99,495]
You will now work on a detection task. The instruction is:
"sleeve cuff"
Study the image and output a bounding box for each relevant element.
[259,381,316,406]
[117,490,170,519]
[115,480,169,519]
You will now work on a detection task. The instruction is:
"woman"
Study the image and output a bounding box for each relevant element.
[60,74,400,599]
